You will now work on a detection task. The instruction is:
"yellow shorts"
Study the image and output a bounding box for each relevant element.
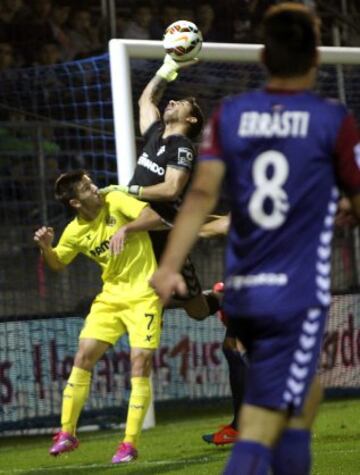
[79,282,163,349]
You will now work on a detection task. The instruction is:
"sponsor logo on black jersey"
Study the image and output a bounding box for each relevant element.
[138,152,165,176]
[177,147,194,167]
[157,145,166,156]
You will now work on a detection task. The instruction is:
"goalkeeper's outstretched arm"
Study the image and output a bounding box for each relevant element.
[138,74,165,136]
[138,55,196,135]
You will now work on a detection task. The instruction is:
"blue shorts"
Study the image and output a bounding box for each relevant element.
[227,307,327,415]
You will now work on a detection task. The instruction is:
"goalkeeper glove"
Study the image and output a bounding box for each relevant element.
[156,54,199,82]
[156,54,180,82]
[99,184,143,197]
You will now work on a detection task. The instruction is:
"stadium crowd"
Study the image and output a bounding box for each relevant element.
[0,0,359,72]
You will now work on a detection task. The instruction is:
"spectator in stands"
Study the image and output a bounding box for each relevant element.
[13,0,55,65]
[0,42,15,71]
[24,0,52,25]
[344,0,360,46]
[0,0,29,26]
[48,3,72,61]
[150,2,179,39]
[35,42,62,66]
[115,13,127,38]
[66,8,102,60]
[0,110,60,218]
[248,0,278,41]
[195,2,225,42]
[123,2,152,40]
[178,6,195,22]
[0,0,28,53]
[232,3,253,43]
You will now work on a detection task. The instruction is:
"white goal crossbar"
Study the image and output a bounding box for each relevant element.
[108,39,360,429]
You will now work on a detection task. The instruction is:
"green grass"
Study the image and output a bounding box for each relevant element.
[1,399,359,474]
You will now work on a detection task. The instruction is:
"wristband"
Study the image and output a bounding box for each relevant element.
[128,185,143,197]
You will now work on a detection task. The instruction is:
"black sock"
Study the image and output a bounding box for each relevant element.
[223,346,248,430]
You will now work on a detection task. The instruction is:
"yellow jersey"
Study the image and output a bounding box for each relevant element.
[54,191,157,289]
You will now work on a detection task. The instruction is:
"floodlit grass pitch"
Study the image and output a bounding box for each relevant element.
[0,399,359,475]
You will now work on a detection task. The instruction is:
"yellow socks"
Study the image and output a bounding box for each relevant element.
[124,377,151,447]
[61,366,91,436]
[60,370,151,444]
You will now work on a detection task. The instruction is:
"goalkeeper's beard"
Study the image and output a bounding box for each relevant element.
[163,109,180,124]
[163,110,181,129]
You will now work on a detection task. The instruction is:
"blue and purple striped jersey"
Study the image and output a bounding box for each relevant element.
[199,89,360,317]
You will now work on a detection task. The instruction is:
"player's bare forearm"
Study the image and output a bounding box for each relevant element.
[199,214,230,238]
[125,206,163,233]
[34,226,65,271]
[140,167,188,201]
[139,75,168,108]
[109,206,163,255]
[140,182,181,201]
[138,75,166,134]
[41,247,65,272]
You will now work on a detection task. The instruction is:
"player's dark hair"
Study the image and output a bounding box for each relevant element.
[262,3,319,78]
[54,169,88,208]
[184,96,204,139]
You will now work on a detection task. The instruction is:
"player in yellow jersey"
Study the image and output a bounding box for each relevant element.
[34,169,163,464]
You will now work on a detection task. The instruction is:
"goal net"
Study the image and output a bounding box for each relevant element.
[0,41,360,433]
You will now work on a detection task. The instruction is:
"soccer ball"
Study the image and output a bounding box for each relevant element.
[163,20,203,62]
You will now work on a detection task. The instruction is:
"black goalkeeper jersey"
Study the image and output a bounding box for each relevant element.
[129,120,196,223]
[129,121,202,297]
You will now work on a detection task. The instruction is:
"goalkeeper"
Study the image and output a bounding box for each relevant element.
[34,169,163,464]
[104,55,220,319]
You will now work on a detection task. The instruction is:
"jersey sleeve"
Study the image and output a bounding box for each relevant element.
[198,106,224,162]
[166,136,195,172]
[334,113,360,195]
[107,191,148,221]
[53,224,79,265]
